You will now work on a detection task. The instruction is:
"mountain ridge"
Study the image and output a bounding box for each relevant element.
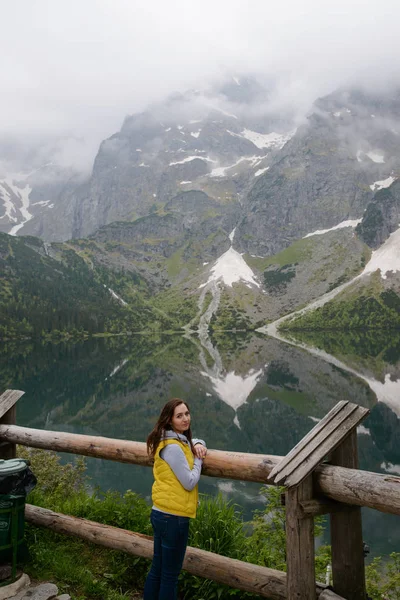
[2,81,400,338]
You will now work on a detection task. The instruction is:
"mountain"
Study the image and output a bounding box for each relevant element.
[2,80,400,337]
[15,77,295,241]
[275,179,400,333]
[356,179,400,248]
[235,88,400,256]
[0,136,87,237]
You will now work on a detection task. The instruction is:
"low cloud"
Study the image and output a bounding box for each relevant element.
[2,0,400,172]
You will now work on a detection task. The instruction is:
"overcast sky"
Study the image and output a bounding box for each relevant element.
[2,0,400,167]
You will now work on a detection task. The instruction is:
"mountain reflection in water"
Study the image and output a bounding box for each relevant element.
[1,329,399,557]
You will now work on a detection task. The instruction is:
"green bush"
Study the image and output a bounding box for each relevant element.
[20,448,150,599]
[180,495,248,599]
[263,264,296,290]
[366,553,400,599]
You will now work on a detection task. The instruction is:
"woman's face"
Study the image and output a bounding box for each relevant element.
[170,403,191,434]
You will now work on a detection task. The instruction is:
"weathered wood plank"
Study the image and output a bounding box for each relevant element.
[0,390,24,420]
[315,462,400,515]
[286,475,316,600]
[0,424,399,515]
[276,404,359,485]
[268,401,348,482]
[330,430,366,600]
[282,406,369,488]
[0,424,276,482]
[0,390,24,459]
[272,403,370,487]
[299,498,345,517]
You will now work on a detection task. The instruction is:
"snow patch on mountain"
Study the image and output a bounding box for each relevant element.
[255,167,269,177]
[0,177,34,235]
[209,156,262,178]
[190,130,201,138]
[32,200,51,207]
[366,151,385,163]
[200,228,260,290]
[169,156,216,166]
[200,247,259,288]
[104,286,128,306]
[199,227,259,288]
[0,181,17,224]
[362,227,400,279]
[369,176,397,191]
[304,219,362,238]
[239,129,294,150]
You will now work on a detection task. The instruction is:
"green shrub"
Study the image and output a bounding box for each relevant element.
[263,264,296,290]
[366,553,400,599]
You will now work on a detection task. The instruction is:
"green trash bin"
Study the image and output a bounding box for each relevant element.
[0,459,32,585]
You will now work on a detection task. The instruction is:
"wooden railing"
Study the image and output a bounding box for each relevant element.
[1,390,399,600]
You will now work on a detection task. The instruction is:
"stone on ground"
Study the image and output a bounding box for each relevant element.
[19,582,58,599]
[0,573,30,600]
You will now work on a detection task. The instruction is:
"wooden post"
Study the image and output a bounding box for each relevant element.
[285,475,316,600]
[330,430,366,600]
[0,390,24,459]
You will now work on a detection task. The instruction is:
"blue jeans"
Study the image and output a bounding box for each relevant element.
[143,509,190,600]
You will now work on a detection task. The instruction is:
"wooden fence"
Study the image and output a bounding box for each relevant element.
[1,390,399,600]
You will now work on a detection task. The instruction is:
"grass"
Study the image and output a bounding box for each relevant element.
[244,237,315,272]
[165,246,199,279]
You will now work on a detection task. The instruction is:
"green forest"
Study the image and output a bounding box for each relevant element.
[0,233,175,340]
[281,289,400,332]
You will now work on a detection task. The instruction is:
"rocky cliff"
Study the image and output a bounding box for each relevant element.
[235,88,400,255]
[16,77,294,241]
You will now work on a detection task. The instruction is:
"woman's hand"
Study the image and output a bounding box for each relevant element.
[194,443,207,459]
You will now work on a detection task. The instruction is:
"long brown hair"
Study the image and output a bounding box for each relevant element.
[147,398,195,457]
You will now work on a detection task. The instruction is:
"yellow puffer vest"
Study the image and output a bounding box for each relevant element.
[152,439,198,518]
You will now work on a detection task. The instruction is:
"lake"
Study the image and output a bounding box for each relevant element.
[1,329,399,558]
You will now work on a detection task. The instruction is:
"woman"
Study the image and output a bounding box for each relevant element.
[143,398,207,600]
